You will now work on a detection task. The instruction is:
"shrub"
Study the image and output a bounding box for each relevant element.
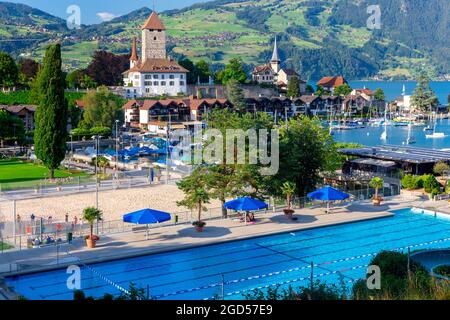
[422,174,441,193]
[402,175,417,190]
[433,161,450,177]
[433,265,450,277]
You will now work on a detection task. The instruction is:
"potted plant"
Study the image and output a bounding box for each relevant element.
[281,181,296,219]
[192,221,206,232]
[82,207,102,248]
[370,177,384,206]
[177,168,210,233]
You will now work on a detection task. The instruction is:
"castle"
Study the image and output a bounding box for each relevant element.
[123,11,188,98]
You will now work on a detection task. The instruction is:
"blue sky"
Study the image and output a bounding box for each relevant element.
[6,0,208,24]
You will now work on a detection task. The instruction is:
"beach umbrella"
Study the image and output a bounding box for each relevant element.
[307,186,350,213]
[224,197,268,224]
[123,208,171,239]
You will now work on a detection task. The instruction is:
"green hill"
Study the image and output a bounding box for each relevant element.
[1,0,448,80]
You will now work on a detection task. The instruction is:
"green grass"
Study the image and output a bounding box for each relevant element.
[0,91,85,106]
[0,159,86,185]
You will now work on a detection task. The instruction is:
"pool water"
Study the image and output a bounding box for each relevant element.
[6,208,450,300]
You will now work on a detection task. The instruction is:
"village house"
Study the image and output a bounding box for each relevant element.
[0,105,36,131]
[122,11,189,98]
[252,37,306,93]
[317,76,348,93]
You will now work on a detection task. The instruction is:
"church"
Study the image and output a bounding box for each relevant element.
[123,11,189,98]
[252,37,305,93]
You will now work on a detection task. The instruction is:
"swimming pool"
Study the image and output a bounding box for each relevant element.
[6,208,450,300]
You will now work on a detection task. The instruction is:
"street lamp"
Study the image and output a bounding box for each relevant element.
[92,135,101,235]
[69,131,74,171]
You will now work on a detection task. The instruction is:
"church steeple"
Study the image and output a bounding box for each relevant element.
[270,36,281,73]
[130,37,138,63]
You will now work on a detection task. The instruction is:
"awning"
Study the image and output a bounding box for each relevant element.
[350,158,397,168]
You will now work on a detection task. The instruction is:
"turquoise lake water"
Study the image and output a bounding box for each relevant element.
[309,81,450,105]
[333,119,450,148]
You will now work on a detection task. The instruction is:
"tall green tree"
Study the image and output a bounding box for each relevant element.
[195,60,211,83]
[34,44,68,178]
[178,58,196,84]
[287,76,301,98]
[316,85,329,97]
[217,58,247,84]
[0,52,18,88]
[226,79,246,112]
[411,74,438,113]
[272,116,335,197]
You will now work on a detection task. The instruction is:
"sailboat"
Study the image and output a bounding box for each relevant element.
[380,103,388,141]
[328,102,334,135]
[406,123,415,144]
[425,113,447,139]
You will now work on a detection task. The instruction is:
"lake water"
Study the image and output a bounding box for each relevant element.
[309,81,450,105]
[333,119,450,149]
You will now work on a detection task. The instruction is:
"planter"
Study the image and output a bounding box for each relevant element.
[372,197,383,206]
[85,238,96,248]
[283,209,295,219]
[195,226,204,233]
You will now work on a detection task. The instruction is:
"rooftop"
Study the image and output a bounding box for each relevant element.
[338,145,450,164]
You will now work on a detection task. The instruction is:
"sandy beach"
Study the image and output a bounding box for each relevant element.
[0,184,222,223]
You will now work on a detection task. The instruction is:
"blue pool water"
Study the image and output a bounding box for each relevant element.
[6,208,450,300]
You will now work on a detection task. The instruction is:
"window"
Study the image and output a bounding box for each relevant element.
[169,81,174,86]
[161,75,165,79]
[133,89,137,93]
[154,81,159,86]
[134,75,139,79]
[145,88,150,93]
[169,75,175,79]
[180,81,185,86]
[145,81,151,86]
[180,75,184,79]
[145,75,151,80]
[153,75,159,79]
[161,81,166,86]
[153,37,157,40]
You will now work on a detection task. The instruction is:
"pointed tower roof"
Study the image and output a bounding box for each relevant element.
[130,37,138,61]
[271,36,280,62]
[141,11,166,30]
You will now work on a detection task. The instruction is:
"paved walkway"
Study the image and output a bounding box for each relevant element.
[0,195,424,278]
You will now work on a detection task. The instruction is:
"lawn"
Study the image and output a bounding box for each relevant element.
[0,159,86,186]
[0,241,13,251]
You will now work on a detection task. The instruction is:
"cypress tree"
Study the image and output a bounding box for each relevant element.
[34,44,68,178]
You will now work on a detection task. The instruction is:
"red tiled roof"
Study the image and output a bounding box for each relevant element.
[252,64,273,74]
[141,11,166,30]
[124,58,189,74]
[122,99,144,110]
[354,88,375,96]
[317,76,347,88]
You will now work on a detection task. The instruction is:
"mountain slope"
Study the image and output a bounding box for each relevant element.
[0,0,448,80]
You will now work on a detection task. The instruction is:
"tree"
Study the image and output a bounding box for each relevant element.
[82,207,102,240]
[34,44,68,179]
[271,117,335,198]
[374,88,385,101]
[85,51,130,86]
[178,58,196,84]
[195,60,211,83]
[280,181,296,214]
[217,58,247,84]
[18,58,40,85]
[80,86,121,129]
[411,74,438,113]
[287,76,300,98]
[433,161,450,177]
[369,177,384,199]
[66,69,85,89]
[305,84,314,95]
[0,52,18,88]
[80,75,97,89]
[226,79,246,112]
[316,85,329,97]
[333,84,352,96]
[0,110,25,147]
[177,167,211,227]
[93,156,110,174]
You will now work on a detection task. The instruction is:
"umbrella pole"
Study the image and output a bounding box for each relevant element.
[327,202,330,214]
[245,211,247,225]
[146,224,149,240]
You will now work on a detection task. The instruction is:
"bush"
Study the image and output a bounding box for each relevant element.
[352,251,431,299]
[433,265,450,277]
[422,174,441,193]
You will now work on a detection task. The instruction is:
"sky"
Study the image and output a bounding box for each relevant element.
[5,0,209,24]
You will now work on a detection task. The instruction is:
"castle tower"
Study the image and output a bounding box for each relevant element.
[270,36,281,74]
[130,37,138,68]
[141,11,166,62]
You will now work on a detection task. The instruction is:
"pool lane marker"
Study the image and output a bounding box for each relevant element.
[154,236,450,299]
